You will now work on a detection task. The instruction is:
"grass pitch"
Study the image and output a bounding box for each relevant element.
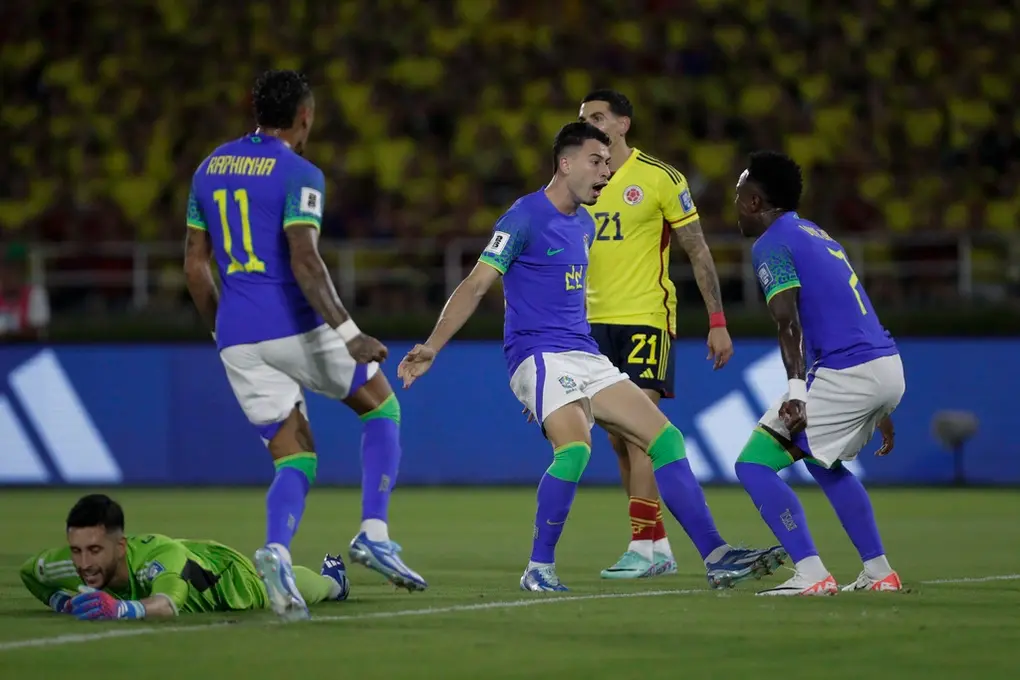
[0,487,1017,678]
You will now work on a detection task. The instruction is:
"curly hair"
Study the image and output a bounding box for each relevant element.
[252,70,312,129]
[746,150,803,212]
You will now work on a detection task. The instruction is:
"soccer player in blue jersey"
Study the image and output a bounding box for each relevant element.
[716,151,905,596]
[183,70,427,619]
[397,122,784,591]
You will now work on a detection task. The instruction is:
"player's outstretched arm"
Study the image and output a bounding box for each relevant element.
[184,227,219,334]
[767,288,808,433]
[397,263,499,387]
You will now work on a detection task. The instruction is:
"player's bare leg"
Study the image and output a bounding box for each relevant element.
[343,371,427,592]
[521,401,592,592]
[602,388,677,579]
[255,405,316,621]
[591,380,785,588]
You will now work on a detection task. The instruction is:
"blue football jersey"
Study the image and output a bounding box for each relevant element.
[478,190,600,375]
[187,134,324,349]
[752,212,897,370]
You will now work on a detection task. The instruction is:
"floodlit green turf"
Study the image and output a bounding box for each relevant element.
[0,487,1018,678]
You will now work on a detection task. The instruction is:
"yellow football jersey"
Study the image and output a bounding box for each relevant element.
[585,148,699,335]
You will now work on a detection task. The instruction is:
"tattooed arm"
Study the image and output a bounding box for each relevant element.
[673,218,724,314]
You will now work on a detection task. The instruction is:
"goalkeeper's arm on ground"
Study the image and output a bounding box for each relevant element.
[20,551,77,614]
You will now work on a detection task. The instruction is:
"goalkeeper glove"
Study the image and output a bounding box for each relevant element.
[69,589,145,621]
[48,591,73,614]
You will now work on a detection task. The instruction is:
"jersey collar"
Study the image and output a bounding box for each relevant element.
[607,146,640,185]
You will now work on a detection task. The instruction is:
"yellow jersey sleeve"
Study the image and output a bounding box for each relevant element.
[654,162,699,229]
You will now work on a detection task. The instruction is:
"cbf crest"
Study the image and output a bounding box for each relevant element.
[623,185,644,205]
[557,375,578,394]
[582,233,590,257]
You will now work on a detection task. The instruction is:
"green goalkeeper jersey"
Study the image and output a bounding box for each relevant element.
[20,534,268,614]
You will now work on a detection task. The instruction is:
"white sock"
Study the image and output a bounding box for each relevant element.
[267,542,292,565]
[794,555,829,581]
[863,555,893,580]
[628,540,654,562]
[528,560,553,571]
[653,537,673,559]
[361,519,389,542]
[704,544,733,566]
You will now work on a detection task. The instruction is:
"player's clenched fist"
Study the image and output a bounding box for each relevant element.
[779,399,807,435]
[397,344,437,388]
[346,334,388,364]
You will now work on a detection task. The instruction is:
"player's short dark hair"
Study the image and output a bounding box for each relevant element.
[66,494,125,533]
[252,70,313,129]
[552,122,611,167]
[582,89,634,120]
[746,150,803,212]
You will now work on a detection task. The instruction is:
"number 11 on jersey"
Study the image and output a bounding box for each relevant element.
[827,247,867,315]
[213,188,265,274]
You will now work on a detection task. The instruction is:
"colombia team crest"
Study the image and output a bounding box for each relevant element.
[623,185,644,205]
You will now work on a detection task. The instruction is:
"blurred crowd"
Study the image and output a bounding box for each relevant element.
[1,0,1018,318]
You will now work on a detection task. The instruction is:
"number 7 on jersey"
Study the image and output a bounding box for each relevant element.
[213,188,266,274]
[827,247,867,315]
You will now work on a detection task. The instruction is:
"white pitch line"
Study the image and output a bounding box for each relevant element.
[0,588,702,653]
[919,574,1020,585]
[3,574,1017,653]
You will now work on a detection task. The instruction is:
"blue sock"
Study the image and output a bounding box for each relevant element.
[807,463,885,561]
[647,425,726,560]
[735,461,818,563]
[530,474,577,563]
[266,453,316,549]
[530,442,589,564]
[359,396,402,523]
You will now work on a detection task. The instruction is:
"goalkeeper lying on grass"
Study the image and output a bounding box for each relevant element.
[20,494,349,621]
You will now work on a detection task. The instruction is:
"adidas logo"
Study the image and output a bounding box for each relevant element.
[640,368,655,379]
[0,350,121,484]
[682,348,865,484]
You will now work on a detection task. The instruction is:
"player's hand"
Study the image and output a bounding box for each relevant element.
[706,327,734,370]
[875,415,895,457]
[49,591,73,614]
[69,590,141,621]
[347,334,388,364]
[779,399,807,435]
[397,344,437,388]
[522,406,536,423]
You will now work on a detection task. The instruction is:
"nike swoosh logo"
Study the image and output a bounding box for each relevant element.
[546,519,566,526]
[546,248,564,256]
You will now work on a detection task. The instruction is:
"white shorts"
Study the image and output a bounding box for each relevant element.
[220,324,379,439]
[759,354,905,468]
[509,350,629,428]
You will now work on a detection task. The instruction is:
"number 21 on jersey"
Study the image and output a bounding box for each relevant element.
[827,248,867,315]
[213,189,265,274]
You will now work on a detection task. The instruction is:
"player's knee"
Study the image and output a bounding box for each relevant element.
[547,442,591,483]
[274,451,318,486]
[359,393,401,426]
[645,422,685,470]
[735,428,793,472]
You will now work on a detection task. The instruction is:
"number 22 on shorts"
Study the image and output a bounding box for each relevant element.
[214,188,266,274]
[827,247,867,315]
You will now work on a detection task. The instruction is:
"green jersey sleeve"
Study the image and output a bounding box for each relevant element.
[186,180,207,231]
[20,546,80,610]
[478,208,530,274]
[282,163,326,230]
[127,535,193,614]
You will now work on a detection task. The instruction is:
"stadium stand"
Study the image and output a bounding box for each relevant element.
[1,0,1017,313]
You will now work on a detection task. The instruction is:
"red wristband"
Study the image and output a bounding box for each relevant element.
[709,312,727,328]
